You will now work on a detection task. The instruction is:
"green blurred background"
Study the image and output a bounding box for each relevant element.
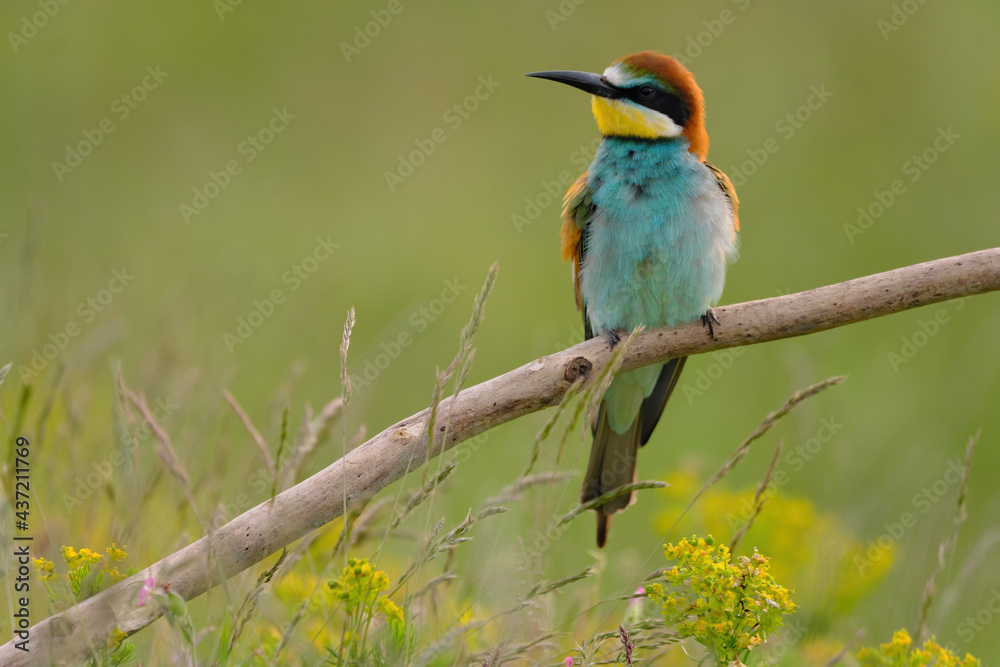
[2,0,999,662]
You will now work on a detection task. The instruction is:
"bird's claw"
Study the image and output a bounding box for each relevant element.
[603,329,623,348]
[701,308,720,339]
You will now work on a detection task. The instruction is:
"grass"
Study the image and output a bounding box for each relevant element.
[4,278,987,666]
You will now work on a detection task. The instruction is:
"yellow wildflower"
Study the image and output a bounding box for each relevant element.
[328,557,405,638]
[107,544,127,561]
[77,548,102,565]
[60,546,79,567]
[857,628,979,667]
[647,536,795,664]
[108,628,128,649]
[33,557,56,581]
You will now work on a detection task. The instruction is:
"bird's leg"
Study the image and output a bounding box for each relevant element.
[602,329,623,348]
[701,308,720,339]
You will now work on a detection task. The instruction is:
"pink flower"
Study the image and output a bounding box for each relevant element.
[137,576,156,607]
[564,657,573,666]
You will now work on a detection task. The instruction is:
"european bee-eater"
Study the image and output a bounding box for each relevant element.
[528,51,740,547]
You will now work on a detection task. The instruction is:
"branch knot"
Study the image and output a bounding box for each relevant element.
[564,356,593,383]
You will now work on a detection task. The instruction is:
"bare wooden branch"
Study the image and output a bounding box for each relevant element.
[6,248,999,665]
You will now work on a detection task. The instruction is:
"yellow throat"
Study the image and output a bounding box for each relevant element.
[591,96,682,140]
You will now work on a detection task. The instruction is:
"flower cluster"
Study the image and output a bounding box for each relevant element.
[62,546,102,567]
[108,627,128,649]
[33,545,136,666]
[857,629,980,666]
[33,543,130,603]
[646,535,795,664]
[329,558,404,633]
[32,556,56,581]
[654,468,894,619]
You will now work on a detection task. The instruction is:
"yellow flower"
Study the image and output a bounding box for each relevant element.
[857,629,979,667]
[62,546,103,568]
[60,546,79,567]
[108,628,128,649]
[328,558,392,614]
[647,536,795,664]
[378,597,404,630]
[107,543,127,561]
[77,548,102,565]
[33,557,56,581]
[328,557,405,643]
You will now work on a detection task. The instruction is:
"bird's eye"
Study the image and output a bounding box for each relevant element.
[638,86,656,98]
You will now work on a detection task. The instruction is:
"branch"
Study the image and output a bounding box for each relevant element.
[7,248,999,665]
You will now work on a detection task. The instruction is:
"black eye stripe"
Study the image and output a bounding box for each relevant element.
[620,85,691,127]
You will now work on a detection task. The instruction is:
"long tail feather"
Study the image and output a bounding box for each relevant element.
[582,357,687,547]
[582,404,642,547]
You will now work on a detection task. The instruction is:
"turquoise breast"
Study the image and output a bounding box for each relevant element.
[580,136,737,335]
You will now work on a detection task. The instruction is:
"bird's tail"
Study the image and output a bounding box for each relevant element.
[581,357,687,547]
[581,403,642,548]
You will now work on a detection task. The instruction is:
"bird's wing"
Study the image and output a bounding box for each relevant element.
[704,161,740,232]
[561,171,595,337]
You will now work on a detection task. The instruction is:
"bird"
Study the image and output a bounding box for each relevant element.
[527,51,740,547]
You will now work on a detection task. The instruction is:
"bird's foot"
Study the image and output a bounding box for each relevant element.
[602,329,624,349]
[701,308,720,339]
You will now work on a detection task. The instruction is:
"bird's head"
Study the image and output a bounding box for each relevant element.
[527,51,708,160]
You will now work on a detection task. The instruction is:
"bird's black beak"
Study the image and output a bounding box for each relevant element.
[525,70,621,99]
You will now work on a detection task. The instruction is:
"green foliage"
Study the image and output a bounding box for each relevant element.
[154,589,199,652]
[94,629,136,667]
[646,536,795,664]
[326,557,406,665]
[857,629,980,667]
